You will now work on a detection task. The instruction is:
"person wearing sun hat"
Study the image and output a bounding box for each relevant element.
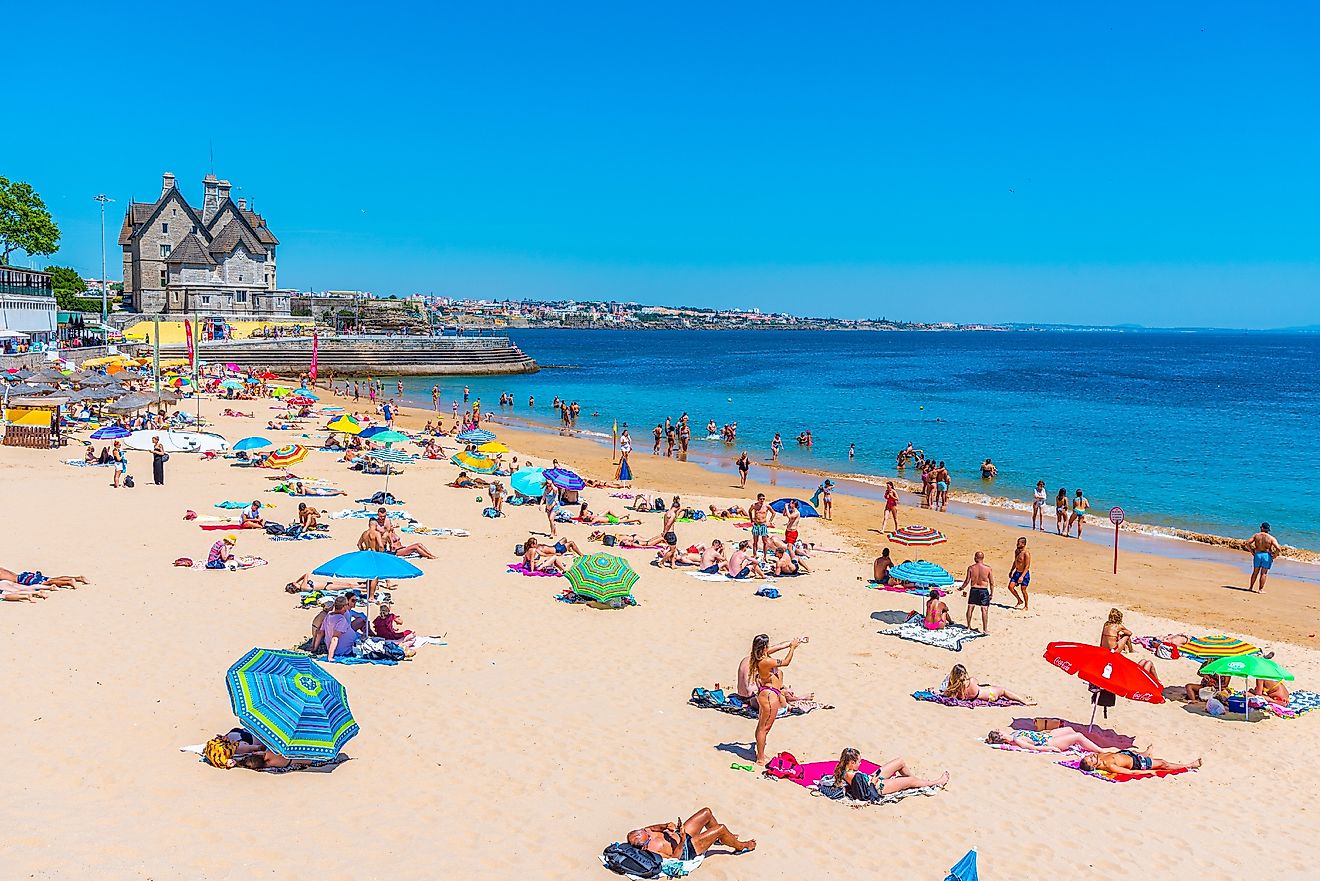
[206,534,238,570]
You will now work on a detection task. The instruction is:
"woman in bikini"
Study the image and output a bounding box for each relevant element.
[750,633,804,765]
[1055,487,1069,535]
[831,747,949,801]
[1100,608,1158,676]
[942,664,1035,705]
[985,726,1110,753]
[923,589,953,630]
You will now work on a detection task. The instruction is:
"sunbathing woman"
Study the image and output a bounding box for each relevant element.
[985,726,1110,753]
[1100,608,1158,676]
[751,633,804,765]
[831,747,949,800]
[942,664,1035,705]
[1081,749,1201,774]
[203,734,310,771]
[386,531,437,560]
[0,581,50,601]
[576,503,642,526]
[923,589,953,629]
[1251,678,1291,706]
[626,808,755,860]
[522,537,569,574]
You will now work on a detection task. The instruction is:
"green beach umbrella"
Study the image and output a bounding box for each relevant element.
[369,430,410,445]
[225,648,358,759]
[565,553,638,604]
[1201,655,1294,722]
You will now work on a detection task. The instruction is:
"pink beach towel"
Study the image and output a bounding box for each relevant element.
[783,759,882,788]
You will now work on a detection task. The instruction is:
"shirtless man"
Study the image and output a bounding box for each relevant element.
[1007,536,1031,610]
[783,500,802,548]
[646,500,682,568]
[1245,522,1283,593]
[727,542,767,579]
[748,493,774,558]
[872,548,894,584]
[626,808,755,860]
[358,508,394,551]
[961,551,994,632]
[1081,749,1201,775]
[934,461,951,512]
[696,540,727,573]
[297,503,320,530]
[0,567,89,590]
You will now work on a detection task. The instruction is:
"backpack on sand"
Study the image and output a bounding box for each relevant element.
[765,751,803,780]
[601,842,663,878]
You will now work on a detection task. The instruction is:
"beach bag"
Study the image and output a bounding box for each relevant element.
[264,523,288,536]
[601,843,663,879]
[1154,640,1181,661]
[765,751,803,780]
[603,534,618,547]
[123,475,135,487]
[482,507,501,518]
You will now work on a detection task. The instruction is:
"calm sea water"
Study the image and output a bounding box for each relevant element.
[398,329,1320,551]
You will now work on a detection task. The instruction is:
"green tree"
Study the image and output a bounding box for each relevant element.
[0,176,61,264]
[44,264,101,312]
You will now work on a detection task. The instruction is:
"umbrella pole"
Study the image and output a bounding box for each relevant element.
[1088,692,1099,730]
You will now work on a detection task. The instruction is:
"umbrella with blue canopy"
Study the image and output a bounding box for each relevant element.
[887,560,955,587]
[544,467,584,491]
[220,379,244,390]
[456,428,496,444]
[946,848,978,881]
[90,425,131,440]
[367,447,415,495]
[293,388,318,400]
[225,648,358,759]
[510,467,546,498]
[364,429,410,445]
[232,436,273,452]
[769,498,819,517]
[313,550,424,629]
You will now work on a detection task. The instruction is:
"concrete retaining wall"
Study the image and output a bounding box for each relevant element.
[154,335,538,376]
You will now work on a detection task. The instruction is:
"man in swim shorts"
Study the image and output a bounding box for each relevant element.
[627,808,755,861]
[783,500,801,547]
[748,493,773,558]
[1081,749,1201,775]
[1007,536,1031,610]
[961,551,994,633]
[1245,522,1282,593]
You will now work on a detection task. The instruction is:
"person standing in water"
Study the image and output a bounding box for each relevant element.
[1068,489,1090,538]
[1031,480,1047,531]
[1246,522,1283,593]
[770,433,783,463]
[736,451,750,489]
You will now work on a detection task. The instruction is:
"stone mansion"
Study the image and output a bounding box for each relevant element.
[119,172,291,315]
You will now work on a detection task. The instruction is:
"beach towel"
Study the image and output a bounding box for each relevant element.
[269,532,332,541]
[508,563,563,577]
[912,689,1015,709]
[1056,757,1195,783]
[214,501,250,509]
[772,758,943,806]
[880,618,986,652]
[328,508,414,520]
[399,526,470,537]
[62,458,112,468]
[688,571,776,584]
[689,687,826,718]
[1264,690,1320,719]
[198,522,265,531]
[181,555,268,571]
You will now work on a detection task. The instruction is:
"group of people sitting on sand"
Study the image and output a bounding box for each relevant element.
[358,507,437,559]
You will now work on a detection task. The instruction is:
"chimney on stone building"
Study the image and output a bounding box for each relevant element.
[202,174,219,222]
[238,197,247,211]
[161,172,176,196]
[217,180,232,205]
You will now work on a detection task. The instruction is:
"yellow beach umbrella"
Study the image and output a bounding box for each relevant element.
[477,441,509,454]
[327,416,362,435]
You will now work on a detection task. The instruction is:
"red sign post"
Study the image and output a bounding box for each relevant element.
[1109,506,1125,574]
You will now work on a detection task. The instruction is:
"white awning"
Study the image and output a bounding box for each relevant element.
[0,329,31,339]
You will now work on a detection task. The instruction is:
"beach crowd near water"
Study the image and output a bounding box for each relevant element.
[2,360,1315,880]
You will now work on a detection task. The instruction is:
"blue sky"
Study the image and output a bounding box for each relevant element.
[7,2,1318,327]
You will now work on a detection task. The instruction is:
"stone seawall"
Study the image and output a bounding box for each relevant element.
[154,335,538,376]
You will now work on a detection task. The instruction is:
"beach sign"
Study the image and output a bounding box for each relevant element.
[1110,506,1125,573]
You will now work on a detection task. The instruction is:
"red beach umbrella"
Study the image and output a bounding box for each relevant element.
[1044,641,1164,728]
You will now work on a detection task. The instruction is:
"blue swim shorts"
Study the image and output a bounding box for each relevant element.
[1010,569,1031,587]
[751,524,769,537]
[1253,551,1273,570]
[936,481,948,492]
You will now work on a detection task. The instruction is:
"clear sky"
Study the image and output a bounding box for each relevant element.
[7,2,1318,328]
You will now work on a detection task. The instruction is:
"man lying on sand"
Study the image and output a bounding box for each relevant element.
[626,808,755,860]
[831,747,949,800]
[0,567,89,589]
[1081,750,1201,774]
[203,729,310,771]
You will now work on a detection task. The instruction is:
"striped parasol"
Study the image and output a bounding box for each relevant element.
[368,448,415,465]
[544,467,585,491]
[887,560,955,587]
[451,451,497,474]
[90,425,131,440]
[265,444,309,468]
[1178,635,1261,663]
[225,648,358,759]
[565,553,639,603]
[456,428,496,444]
[887,524,948,546]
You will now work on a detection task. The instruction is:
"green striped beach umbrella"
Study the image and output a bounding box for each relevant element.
[225,648,358,759]
[565,553,638,603]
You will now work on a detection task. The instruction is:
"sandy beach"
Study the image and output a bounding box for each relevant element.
[2,386,1317,881]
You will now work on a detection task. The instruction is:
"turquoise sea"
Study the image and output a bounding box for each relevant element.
[397,329,1320,554]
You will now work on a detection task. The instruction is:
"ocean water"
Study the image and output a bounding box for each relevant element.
[395,329,1320,551]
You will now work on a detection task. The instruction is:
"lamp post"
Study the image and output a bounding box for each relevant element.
[93,194,114,328]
